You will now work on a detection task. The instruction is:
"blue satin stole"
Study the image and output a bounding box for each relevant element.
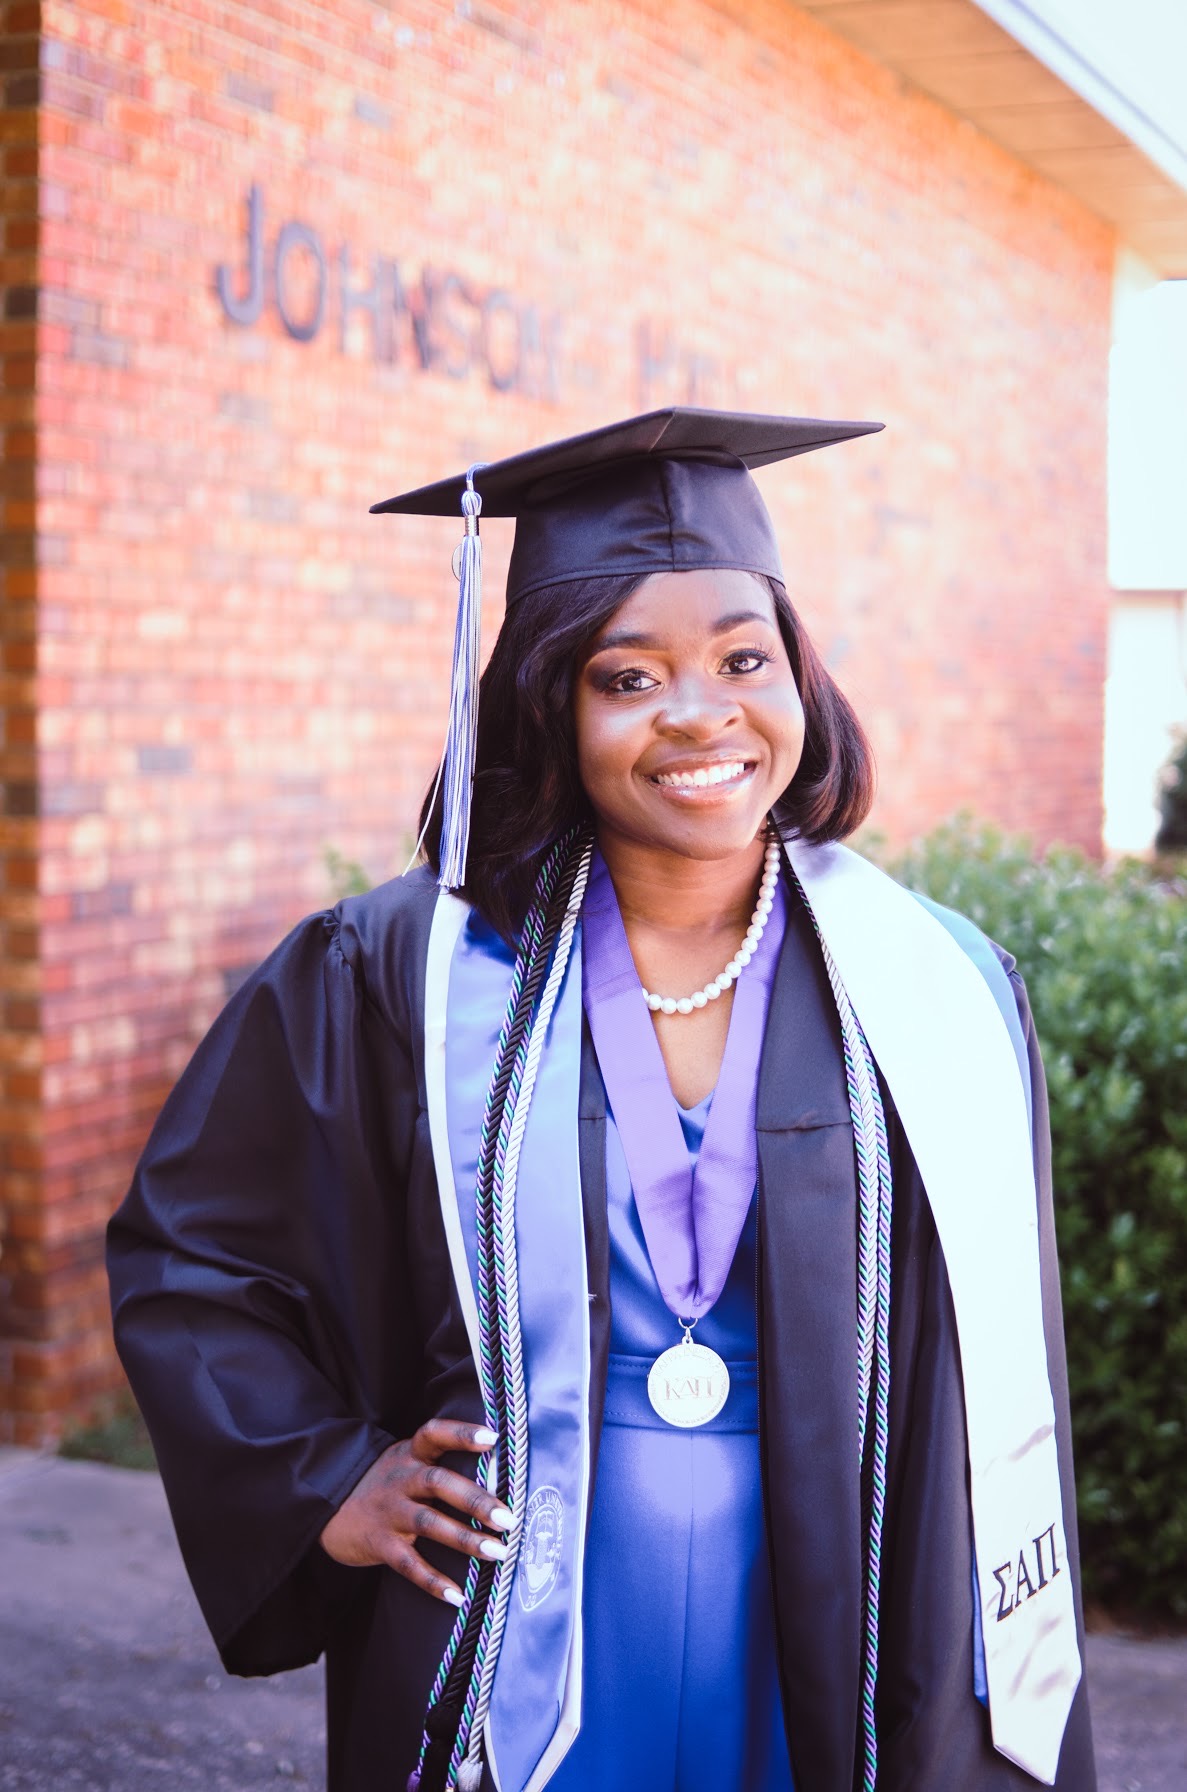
[444,904,590,1792]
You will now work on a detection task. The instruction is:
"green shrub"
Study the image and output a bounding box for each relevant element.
[325,846,376,900]
[324,838,417,902]
[888,818,1187,1619]
[60,1392,156,1471]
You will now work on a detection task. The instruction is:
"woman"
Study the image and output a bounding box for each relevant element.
[108,409,1096,1792]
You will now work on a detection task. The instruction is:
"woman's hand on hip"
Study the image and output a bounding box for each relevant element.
[319,1418,511,1605]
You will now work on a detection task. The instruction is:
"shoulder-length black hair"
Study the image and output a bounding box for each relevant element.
[418,571,875,939]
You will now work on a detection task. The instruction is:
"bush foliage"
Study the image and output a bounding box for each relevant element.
[60,1392,156,1472]
[889,819,1187,1620]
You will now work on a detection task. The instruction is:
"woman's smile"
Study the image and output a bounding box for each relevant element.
[647,756,756,797]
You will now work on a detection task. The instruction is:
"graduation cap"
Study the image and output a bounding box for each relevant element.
[371,406,883,888]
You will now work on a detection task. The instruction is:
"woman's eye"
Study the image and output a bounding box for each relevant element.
[724,648,773,674]
[605,668,659,695]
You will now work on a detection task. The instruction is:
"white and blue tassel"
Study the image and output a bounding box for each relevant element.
[437,468,485,891]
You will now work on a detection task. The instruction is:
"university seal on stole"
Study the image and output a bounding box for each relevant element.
[518,1484,565,1612]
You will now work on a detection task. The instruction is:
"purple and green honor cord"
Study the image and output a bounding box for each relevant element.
[412,830,892,1792]
[797,866,894,1792]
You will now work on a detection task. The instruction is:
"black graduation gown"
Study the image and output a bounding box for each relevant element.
[106,866,1097,1792]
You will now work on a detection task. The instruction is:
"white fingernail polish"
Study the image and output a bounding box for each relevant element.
[474,1427,498,1448]
[442,1587,464,1607]
[479,1538,509,1561]
[490,1506,513,1529]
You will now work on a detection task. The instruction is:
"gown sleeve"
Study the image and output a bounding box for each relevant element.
[875,956,1097,1789]
[107,906,420,1677]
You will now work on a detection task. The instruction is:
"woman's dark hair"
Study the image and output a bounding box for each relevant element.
[419,571,876,939]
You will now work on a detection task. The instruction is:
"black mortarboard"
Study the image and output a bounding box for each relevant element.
[371,406,883,886]
[371,406,882,604]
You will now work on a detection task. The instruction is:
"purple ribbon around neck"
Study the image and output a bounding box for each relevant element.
[581,849,788,1322]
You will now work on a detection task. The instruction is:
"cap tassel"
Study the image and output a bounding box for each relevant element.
[437,471,484,891]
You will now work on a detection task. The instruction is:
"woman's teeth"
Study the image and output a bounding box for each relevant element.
[653,760,747,789]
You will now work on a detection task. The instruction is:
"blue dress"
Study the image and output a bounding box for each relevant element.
[548,1093,795,1792]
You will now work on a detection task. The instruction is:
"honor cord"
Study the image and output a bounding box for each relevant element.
[789,862,893,1792]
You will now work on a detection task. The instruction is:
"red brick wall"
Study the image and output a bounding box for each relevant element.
[1,0,43,1441]
[10,0,1113,1438]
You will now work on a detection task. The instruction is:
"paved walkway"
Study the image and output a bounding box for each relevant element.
[1,1446,1184,1790]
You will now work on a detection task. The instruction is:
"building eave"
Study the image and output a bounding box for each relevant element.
[794,0,1187,274]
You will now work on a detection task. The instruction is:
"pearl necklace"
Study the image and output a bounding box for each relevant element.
[641,839,782,1016]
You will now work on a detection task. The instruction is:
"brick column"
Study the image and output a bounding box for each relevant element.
[0,0,43,1443]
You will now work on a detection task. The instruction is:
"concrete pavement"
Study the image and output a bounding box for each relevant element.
[1,1446,1183,1790]
[0,1449,322,1789]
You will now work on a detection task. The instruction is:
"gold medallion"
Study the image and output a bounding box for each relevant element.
[646,1336,731,1428]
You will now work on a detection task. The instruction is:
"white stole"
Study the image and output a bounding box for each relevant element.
[788,840,1081,1785]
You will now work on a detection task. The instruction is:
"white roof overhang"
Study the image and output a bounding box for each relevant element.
[794,0,1187,274]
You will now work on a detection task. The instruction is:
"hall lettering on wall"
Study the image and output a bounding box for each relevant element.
[214,184,564,401]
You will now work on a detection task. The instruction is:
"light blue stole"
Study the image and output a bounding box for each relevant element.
[439,905,590,1792]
